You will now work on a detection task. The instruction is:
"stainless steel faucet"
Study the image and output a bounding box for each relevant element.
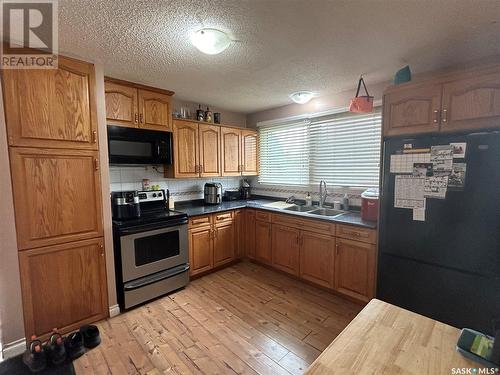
[319,180,327,207]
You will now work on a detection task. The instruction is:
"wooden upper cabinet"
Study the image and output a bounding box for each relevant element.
[334,238,376,302]
[104,81,138,128]
[172,120,199,178]
[441,70,500,132]
[241,129,258,176]
[199,123,221,177]
[10,148,103,250]
[138,89,172,131]
[383,84,442,136]
[272,224,300,276]
[2,56,98,150]
[221,127,241,176]
[300,231,335,288]
[19,238,108,338]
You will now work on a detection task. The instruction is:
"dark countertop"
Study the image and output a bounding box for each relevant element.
[175,198,377,229]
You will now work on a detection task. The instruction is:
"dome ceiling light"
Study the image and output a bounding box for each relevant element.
[190,28,231,55]
[289,91,315,104]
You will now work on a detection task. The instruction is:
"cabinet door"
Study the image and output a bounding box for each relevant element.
[383,85,442,136]
[255,220,272,264]
[300,231,335,288]
[172,120,199,178]
[244,210,256,259]
[104,81,138,128]
[271,224,300,276]
[221,127,241,176]
[2,56,98,150]
[19,238,108,338]
[234,210,245,259]
[241,129,258,176]
[214,222,235,267]
[10,148,103,250]
[199,123,221,177]
[441,70,500,132]
[335,238,376,302]
[138,89,172,132]
[189,227,213,276]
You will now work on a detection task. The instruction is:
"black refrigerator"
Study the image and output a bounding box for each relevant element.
[377,131,500,335]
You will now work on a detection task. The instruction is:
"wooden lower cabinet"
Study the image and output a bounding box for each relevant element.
[244,210,256,259]
[334,238,377,302]
[18,238,108,339]
[272,224,300,276]
[188,226,213,276]
[300,231,335,288]
[214,223,235,267]
[234,210,244,258]
[255,220,272,264]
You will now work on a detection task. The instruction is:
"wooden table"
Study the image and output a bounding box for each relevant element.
[305,299,483,374]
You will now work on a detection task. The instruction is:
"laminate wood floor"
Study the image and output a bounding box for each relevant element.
[74,261,363,375]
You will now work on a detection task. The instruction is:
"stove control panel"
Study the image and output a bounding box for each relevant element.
[137,190,166,202]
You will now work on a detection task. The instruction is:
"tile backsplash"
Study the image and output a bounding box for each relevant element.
[109,166,243,202]
[248,177,364,207]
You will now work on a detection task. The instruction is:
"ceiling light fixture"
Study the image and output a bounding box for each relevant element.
[289,91,315,104]
[190,28,231,55]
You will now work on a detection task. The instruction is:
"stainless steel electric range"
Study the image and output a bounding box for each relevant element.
[112,189,189,310]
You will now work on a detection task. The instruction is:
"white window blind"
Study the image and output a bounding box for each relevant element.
[258,120,309,185]
[258,109,381,187]
[309,110,382,187]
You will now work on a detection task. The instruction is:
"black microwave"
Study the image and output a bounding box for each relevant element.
[107,125,172,165]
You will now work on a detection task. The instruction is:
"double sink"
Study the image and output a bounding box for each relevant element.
[283,204,346,217]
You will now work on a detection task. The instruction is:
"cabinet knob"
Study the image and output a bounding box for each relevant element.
[433,109,439,124]
[442,109,448,123]
[92,131,97,143]
[135,113,139,124]
[139,113,144,123]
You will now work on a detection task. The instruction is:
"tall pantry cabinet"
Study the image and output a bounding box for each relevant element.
[2,56,108,339]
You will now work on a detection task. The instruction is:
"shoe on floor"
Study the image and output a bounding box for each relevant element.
[45,330,67,366]
[64,331,85,360]
[80,325,101,349]
[22,336,46,373]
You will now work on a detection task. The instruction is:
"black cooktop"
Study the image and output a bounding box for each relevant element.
[112,209,188,229]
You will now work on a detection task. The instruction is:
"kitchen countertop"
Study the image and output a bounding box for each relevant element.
[305,299,481,374]
[175,198,377,229]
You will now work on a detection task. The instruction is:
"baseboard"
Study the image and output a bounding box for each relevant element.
[109,304,120,318]
[1,337,26,360]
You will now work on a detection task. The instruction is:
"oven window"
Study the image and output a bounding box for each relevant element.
[134,231,180,266]
[109,140,152,157]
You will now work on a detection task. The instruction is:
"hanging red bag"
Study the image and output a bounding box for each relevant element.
[349,76,374,113]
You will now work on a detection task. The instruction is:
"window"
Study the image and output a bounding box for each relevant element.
[258,109,382,188]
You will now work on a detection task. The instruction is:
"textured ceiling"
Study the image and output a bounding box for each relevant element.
[58,0,500,114]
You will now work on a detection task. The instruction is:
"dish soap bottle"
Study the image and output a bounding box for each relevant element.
[342,193,349,211]
[305,192,312,206]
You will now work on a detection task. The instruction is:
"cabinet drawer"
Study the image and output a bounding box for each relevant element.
[336,224,376,244]
[189,215,212,229]
[255,210,271,222]
[214,211,233,224]
[271,213,335,236]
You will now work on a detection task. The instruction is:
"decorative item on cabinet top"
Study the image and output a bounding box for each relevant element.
[104,77,174,132]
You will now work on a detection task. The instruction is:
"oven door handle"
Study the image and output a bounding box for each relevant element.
[123,264,190,291]
[118,218,188,235]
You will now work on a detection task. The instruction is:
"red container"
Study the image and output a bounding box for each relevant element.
[361,189,379,222]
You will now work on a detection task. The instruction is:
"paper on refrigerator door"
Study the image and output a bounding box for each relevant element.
[424,176,448,199]
[430,145,453,172]
[394,175,426,209]
[390,153,431,173]
[413,208,426,221]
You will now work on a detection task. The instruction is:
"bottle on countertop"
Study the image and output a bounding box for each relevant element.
[342,193,349,211]
[305,192,312,206]
[196,105,204,121]
[204,107,213,122]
